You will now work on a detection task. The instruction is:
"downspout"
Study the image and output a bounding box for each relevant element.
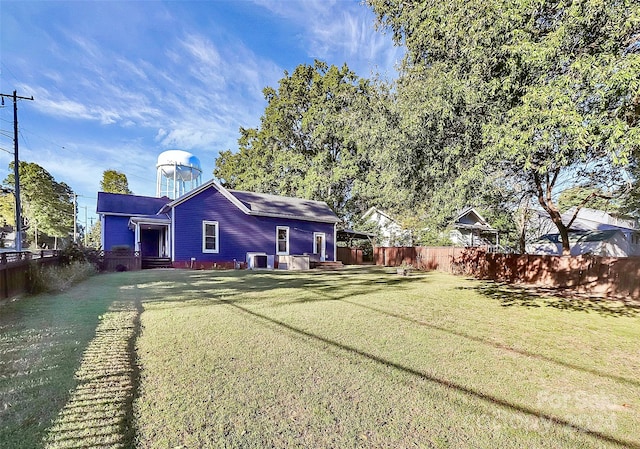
[333,223,337,262]
[134,222,140,253]
[170,208,175,262]
[100,215,105,250]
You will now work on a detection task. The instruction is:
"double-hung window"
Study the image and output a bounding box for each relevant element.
[202,221,219,253]
[276,226,289,255]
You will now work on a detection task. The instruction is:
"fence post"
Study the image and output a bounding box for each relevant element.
[2,266,7,300]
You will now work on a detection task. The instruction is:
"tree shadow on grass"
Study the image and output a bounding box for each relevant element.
[140,267,428,309]
[0,282,119,449]
[42,296,141,449]
[335,298,640,389]
[218,299,640,449]
[459,282,640,318]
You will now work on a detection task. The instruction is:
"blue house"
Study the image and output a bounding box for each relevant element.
[96,179,340,268]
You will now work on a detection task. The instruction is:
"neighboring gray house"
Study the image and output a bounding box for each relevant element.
[361,207,412,247]
[526,207,640,257]
[449,207,499,248]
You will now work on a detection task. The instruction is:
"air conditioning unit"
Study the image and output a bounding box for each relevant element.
[246,252,268,269]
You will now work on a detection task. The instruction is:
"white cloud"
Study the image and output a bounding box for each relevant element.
[250,0,402,76]
[1,0,403,208]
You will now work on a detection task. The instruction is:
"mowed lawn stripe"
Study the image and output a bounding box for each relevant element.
[133,268,640,449]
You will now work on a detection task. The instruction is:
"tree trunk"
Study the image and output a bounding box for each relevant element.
[533,171,571,255]
[517,198,530,254]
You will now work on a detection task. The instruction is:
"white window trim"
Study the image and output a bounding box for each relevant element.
[276,226,289,255]
[202,220,219,254]
[313,232,325,254]
[314,232,326,262]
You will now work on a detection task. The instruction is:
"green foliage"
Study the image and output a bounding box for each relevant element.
[215,61,382,222]
[28,243,100,294]
[87,221,101,249]
[0,192,14,226]
[367,0,640,252]
[28,261,97,294]
[100,169,132,194]
[4,161,74,244]
[558,186,616,213]
[58,243,87,265]
[622,151,640,213]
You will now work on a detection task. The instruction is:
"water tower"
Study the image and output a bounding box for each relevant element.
[156,150,202,199]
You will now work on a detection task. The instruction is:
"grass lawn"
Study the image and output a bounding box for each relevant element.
[0,272,143,448]
[2,267,639,448]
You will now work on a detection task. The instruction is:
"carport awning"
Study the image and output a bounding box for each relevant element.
[337,229,376,242]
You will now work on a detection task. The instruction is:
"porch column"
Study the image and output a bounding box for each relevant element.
[134,223,140,252]
[164,225,171,258]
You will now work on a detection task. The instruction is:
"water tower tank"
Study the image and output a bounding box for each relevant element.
[156,150,203,199]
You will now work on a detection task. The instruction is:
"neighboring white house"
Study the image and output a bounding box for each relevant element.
[360,207,412,247]
[527,207,640,257]
[449,207,499,248]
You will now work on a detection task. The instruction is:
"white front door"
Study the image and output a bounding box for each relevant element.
[314,233,326,262]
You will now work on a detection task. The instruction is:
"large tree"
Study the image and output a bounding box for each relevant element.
[100,169,132,194]
[4,162,74,246]
[215,61,380,223]
[369,0,640,253]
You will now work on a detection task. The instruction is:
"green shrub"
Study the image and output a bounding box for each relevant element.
[58,243,87,265]
[28,261,97,294]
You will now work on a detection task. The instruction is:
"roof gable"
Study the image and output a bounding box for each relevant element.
[97,192,170,216]
[361,207,398,224]
[454,207,495,231]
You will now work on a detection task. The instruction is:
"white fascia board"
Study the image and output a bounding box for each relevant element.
[361,206,378,220]
[163,179,251,215]
[129,217,171,225]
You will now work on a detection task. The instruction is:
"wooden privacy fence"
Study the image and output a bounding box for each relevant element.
[461,250,640,299]
[0,251,60,300]
[337,247,373,265]
[374,246,640,300]
[374,246,466,271]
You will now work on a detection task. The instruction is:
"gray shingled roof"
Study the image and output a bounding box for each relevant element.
[229,190,340,223]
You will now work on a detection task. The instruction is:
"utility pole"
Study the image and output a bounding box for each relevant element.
[81,205,88,246]
[0,90,34,252]
[73,193,77,244]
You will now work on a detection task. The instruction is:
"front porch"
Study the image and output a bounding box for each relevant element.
[129,216,171,259]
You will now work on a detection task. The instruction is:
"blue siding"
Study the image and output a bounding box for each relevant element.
[173,186,335,263]
[103,216,134,250]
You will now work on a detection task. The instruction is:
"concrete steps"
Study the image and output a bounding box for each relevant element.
[310,261,344,270]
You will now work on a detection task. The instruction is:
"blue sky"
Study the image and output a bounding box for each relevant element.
[0,0,403,228]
